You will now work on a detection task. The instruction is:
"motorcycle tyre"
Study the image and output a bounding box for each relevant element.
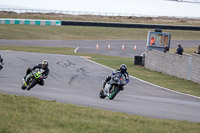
[109,85,120,100]
[27,79,37,90]
[0,66,2,70]
[99,89,106,99]
[21,85,26,90]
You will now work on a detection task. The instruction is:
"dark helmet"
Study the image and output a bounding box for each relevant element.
[42,60,48,68]
[120,64,127,74]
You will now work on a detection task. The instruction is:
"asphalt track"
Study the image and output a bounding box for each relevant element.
[1,40,200,57]
[0,40,200,122]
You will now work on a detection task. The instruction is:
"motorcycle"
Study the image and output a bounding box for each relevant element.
[0,62,4,71]
[21,68,44,90]
[99,72,127,100]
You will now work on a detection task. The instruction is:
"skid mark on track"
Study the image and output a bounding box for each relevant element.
[17,57,31,62]
[68,67,89,85]
[56,60,76,68]
[76,67,89,76]
[68,75,79,85]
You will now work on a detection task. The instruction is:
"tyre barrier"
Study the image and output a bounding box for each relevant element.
[61,20,200,31]
[1,18,200,31]
[0,18,61,26]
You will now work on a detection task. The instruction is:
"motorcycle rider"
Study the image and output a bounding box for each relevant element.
[103,64,129,94]
[0,55,3,69]
[23,60,49,87]
[0,55,3,64]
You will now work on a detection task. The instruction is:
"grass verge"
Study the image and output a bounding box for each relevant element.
[0,45,200,97]
[0,93,200,133]
[0,24,200,40]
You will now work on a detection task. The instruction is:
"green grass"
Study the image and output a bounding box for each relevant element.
[0,93,200,133]
[1,24,200,40]
[1,45,200,97]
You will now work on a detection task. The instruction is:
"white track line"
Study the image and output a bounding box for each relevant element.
[85,58,200,100]
[74,47,79,53]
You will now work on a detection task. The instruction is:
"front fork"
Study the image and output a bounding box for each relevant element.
[103,83,111,97]
[25,73,33,83]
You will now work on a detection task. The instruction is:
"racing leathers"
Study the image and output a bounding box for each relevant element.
[24,64,49,86]
[103,69,129,92]
[0,55,3,65]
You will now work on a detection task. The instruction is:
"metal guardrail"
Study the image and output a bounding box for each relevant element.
[175,0,200,4]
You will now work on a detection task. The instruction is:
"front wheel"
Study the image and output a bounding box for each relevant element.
[21,85,26,90]
[109,85,120,100]
[99,89,106,99]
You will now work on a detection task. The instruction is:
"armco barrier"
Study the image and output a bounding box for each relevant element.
[145,50,200,84]
[61,20,200,31]
[0,18,61,26]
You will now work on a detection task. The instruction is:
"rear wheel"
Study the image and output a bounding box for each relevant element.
[27,79,37,90]
[109,85,120,100]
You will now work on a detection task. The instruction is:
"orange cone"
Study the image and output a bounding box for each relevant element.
[108,44,111,50]
[122,45,125,50]
[134,45,137,50]
[96,44,99,50]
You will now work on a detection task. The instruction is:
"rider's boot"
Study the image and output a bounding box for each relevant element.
[120,86,124,91]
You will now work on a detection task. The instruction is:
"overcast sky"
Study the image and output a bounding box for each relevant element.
[0,0,200,17]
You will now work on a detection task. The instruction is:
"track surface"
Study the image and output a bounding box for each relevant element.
[1,40,200,57]
[0,50,200,122]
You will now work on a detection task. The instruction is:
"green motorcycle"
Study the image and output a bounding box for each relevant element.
[21,68,44,90]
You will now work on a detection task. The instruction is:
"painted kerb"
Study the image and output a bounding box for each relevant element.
[0,18,61,26]
[145,50,200,84]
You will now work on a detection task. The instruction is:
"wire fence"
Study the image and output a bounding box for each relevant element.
[177,0,200,3]
[0,8,163,18]
[0,7,200,19]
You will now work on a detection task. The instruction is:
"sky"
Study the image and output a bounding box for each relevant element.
[0,0,200,18]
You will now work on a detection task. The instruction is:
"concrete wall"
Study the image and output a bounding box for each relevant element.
[145,50,200,84]
[190,54,200,84]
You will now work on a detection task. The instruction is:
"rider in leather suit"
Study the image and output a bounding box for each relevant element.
[0,55,3,69]
[23,60,49,86]
[103,64,129,92]
[0,55,3,64]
